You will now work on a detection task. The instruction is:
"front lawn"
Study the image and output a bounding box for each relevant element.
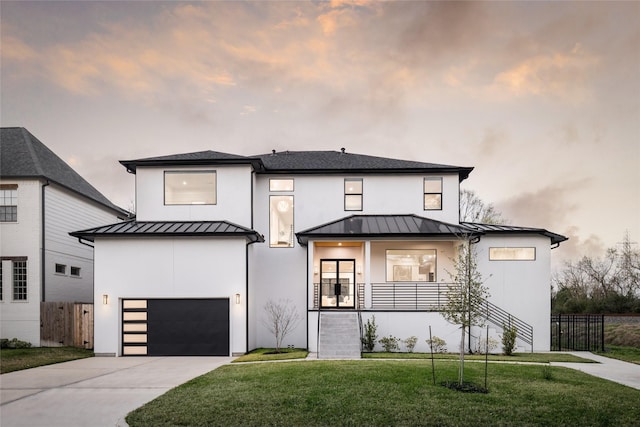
[362,352,594,363]
[598,345,640,365]
[0,347,94,374]
[126,360,640,426]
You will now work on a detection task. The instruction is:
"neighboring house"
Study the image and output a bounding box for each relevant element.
[0,127,128,346]
[71,149,566,357]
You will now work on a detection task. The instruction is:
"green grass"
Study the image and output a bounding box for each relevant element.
[362,351,595,363]
[232,348,309,363]
[598,345,640,365]
[0,347,94,374]
[126,360,640,426]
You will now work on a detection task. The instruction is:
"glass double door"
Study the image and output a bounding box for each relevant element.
[320,259,355,309]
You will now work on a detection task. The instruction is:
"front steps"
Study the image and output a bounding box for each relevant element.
[318,312,361,359]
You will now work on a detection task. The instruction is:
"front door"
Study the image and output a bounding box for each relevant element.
[320,259,355,309]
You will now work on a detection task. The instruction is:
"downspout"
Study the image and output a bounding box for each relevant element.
[41,180,50,302]
[245,237,261,354]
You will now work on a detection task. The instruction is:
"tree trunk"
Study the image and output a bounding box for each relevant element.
[459,325,465,385]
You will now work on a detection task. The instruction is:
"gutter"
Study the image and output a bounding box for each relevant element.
[41,180,50,302]
[245,236,264,354]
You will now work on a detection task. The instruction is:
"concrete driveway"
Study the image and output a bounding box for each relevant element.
[0,356,232,427]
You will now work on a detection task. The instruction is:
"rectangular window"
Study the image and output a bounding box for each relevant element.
[270,195,294,247]
[489,247,536,261]
[0,185,18,222]
[13,260,27,301]
[386,249,437,282]
[164,171,216,205]
[0,262,3,301]
[55,263,66,275]
[70,266,81,277]
[424,178,442,210]
[269,179,294,192]
[344,179,363,211]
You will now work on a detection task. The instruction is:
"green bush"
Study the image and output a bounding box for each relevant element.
[502,325,517,356]
[379,335,400,352]
[426,336,447,353]
[361,316,378,352]
[1,338,32,349]
[404,336,418,352]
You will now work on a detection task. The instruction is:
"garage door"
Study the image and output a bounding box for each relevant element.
[122,299,229,356]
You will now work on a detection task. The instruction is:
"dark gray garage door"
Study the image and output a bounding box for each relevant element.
[122,298,229,356]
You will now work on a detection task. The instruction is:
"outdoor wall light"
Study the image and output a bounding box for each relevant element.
[102,294,109,305]
[357,265,362,275]
[314,266,319,275]
[235,293,241,304]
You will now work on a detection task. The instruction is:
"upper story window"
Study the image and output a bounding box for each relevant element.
[55,264,66,275]
[269,179,294,192]
[0,185,18,222]
[269,196,294,248]
[489,247,536,261]
[423,178,442,210]
[70,266,81,277]
[344,179,363,211]
[386,249,437,282]
[164,171,216,205]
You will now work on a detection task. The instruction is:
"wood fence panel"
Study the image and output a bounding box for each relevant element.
[40,302,94,349]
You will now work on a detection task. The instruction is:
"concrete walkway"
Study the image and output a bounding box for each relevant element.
[551,352,640,390]
[0,356,232,427]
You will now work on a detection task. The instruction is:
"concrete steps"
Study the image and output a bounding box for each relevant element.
[318,312,361,359]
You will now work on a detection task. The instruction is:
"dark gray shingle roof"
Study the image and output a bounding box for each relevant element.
[0,127,127,215]
[255,150,473,180]
[120,150,263,173]
[296,214,479,245]
[461,222,568,246]
[70,220,264,243]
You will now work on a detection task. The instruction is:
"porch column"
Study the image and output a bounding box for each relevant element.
[364,240,372,309]
[308,242,315,310]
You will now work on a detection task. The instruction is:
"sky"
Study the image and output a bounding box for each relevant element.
[1,1,639,267]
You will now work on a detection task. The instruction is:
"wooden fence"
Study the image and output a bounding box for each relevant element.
[40,302,94,349]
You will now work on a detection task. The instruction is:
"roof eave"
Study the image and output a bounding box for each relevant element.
[120,158,265,173]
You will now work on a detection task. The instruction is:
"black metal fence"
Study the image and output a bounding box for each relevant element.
[551,314,604,352]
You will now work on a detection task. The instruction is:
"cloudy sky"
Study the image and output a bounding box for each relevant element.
[1,1,638,265]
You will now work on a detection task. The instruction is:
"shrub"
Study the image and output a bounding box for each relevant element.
[474,337,499,354]
[502,324,517,355]
[1,338,32,349]
[361,316,378,352]
[426,336,447,353]
[378,335,400,352]
[541,364,554,380]
[404,336,418,353]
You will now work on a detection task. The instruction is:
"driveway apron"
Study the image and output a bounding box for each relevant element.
[0,356,232,427]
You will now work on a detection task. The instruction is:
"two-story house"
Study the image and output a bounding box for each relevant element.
[0,127,128,346]
[71,149,566,357]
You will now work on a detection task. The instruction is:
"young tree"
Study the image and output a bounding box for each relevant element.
[459,189,507,224]
[441,239,490,385]
[262,299,301,353]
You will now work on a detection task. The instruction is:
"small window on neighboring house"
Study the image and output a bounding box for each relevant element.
[55,264,66,275]
[70,266,81,277]
[269,179,294,192]
[164,171,216,205]
[424,178,442,210]
[0,185,18,222]
[13,260,27,301]
[489,247,536,261]
[344,179,363,211]
[270,195,294,248]
[0,262,3,301]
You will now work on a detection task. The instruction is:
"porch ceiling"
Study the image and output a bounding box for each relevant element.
[296,214,478,246]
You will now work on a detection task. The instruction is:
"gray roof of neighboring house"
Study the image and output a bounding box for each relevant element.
[1,127,127,216]
[296,214,479,245]
[70,220,264,243]
[461,222,568,246]
[119,149,474,181]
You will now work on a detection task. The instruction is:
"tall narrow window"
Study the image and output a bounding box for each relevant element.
[424,178,442,210]
[13,260,27,301]
[344,179,363,211]
[0,185,18,222]
[0,261,3,301]
[270,196,294,247]
[164,171,216,205]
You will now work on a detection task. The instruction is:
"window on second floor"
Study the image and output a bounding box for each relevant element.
[489,247,536,261]
[269,179,294,192]
[423,178,442,210]
[270,195,294,248]
[70,266,81,277]
[164,171,216,205]
[344,179,363,211]
[0,185,18,222]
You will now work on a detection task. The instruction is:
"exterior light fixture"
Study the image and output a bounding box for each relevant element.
[314,266,319,275]
[102,294,109,305]
[235,293,241,304]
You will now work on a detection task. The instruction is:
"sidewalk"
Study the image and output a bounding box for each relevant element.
[551,352,640,390]
[0,356,232,427]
